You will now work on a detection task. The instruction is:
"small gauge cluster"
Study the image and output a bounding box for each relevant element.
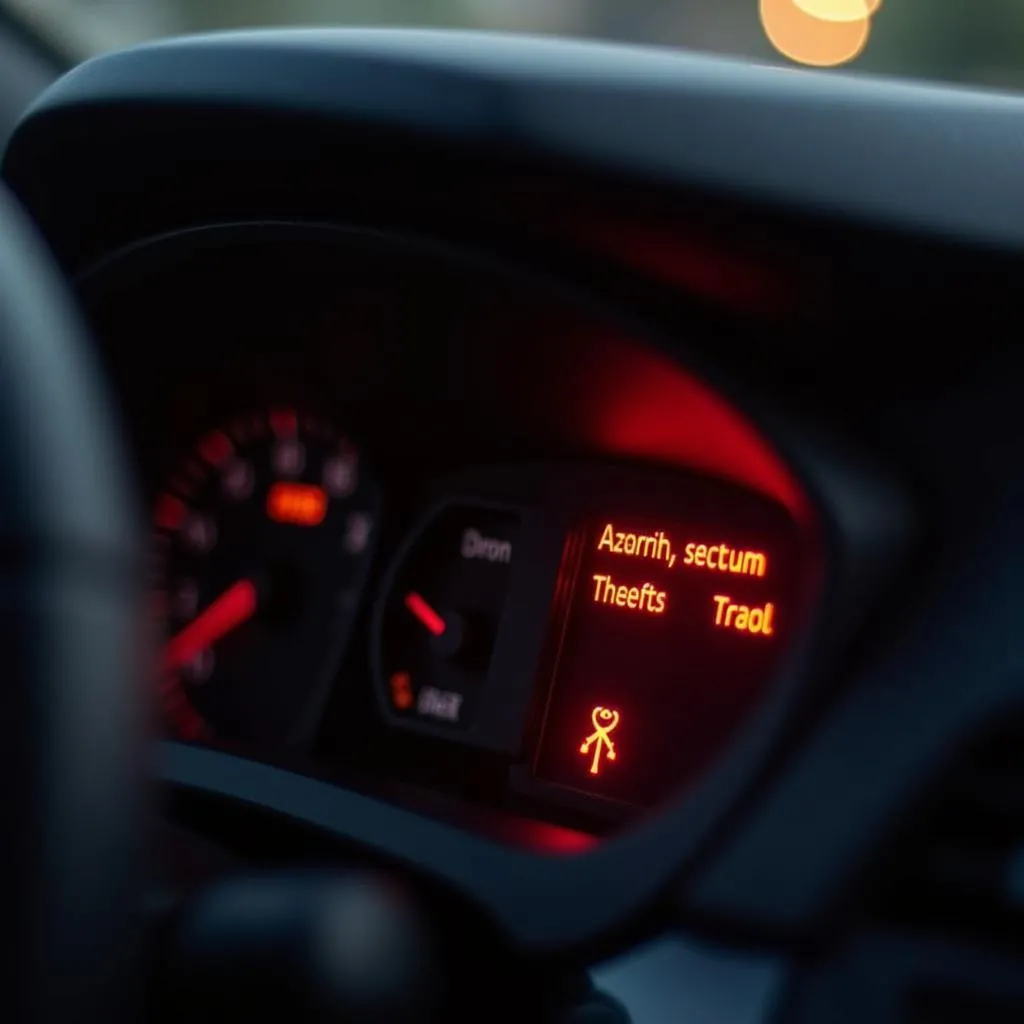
[153,437,814,828]
[152,409,380,748]
[373,503,520,733]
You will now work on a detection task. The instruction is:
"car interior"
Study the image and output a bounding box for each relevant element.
[1,17,1023,1024]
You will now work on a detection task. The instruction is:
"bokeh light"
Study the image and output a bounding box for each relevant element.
[792,0,880,22]
[760,0,873,67]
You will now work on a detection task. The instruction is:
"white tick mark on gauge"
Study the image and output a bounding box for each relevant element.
[323,452,358,497]
[344,512,373,554]
[273,439,305,477]
[184,514,217,554]
[222,459,254,501]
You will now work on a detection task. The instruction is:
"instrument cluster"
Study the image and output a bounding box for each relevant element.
[84,222,822,839]
[152,433,814,833]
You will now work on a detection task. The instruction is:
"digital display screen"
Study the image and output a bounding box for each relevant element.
[534,497,803,809]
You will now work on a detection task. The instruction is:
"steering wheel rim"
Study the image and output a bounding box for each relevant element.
[0,185,144,1024]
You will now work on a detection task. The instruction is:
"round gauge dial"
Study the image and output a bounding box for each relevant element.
[374,503,520,733]
[152,409,379,748]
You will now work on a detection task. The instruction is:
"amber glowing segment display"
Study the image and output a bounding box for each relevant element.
[266,482,328,526]
[535,496,802,808]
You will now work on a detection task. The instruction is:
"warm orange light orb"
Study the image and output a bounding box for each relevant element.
[791,0,880,22]
[760,0,871,68]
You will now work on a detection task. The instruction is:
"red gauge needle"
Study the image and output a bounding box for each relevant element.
[164,578,258,671]
[404,591,446,637]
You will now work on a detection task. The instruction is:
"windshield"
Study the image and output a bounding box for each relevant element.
[8,0,1024,85]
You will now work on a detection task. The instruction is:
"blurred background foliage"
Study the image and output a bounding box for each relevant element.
[10,0,1024,88]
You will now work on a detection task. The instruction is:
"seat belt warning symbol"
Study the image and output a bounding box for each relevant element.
[579,706,620,775]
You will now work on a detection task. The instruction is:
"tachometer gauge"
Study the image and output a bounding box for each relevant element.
[152,409,379,748]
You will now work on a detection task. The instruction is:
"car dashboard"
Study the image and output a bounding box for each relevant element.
[8,27,1024,1024]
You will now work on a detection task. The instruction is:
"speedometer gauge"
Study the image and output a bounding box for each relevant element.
[152,409,379,749]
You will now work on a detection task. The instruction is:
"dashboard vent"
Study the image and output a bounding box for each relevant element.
[879,717,1024,947]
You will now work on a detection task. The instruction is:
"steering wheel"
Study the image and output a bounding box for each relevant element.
[0,179,621,1024]
[0,186,143,1024]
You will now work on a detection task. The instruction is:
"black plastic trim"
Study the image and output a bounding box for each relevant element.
[11,29,1024,250]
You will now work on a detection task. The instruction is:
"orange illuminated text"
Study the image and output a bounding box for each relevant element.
[580,706,620,775]
[592,574,667,614]
[597,523,677,567]
[712,595,776,636]
[684,543,767,577]
[267,482,328,526]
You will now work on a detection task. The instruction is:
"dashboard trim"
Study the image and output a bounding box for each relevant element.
[11,29,1024,253]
